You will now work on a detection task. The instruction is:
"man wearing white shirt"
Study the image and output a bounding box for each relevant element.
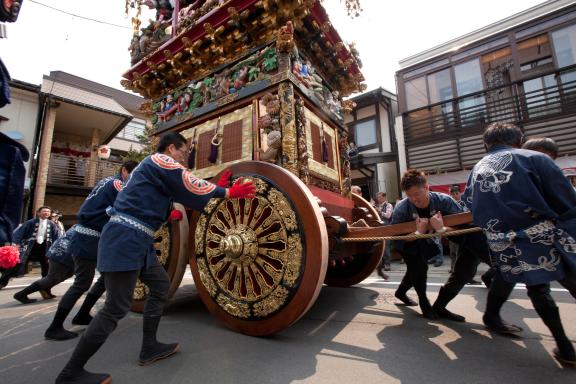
[9,206,60,301]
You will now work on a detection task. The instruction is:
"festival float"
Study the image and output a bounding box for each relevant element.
[122,0,471,335]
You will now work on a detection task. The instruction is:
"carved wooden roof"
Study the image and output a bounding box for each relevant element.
[121,0,364,99]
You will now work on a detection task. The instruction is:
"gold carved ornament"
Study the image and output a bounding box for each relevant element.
[133,223,171,301]
[195,176,303,319]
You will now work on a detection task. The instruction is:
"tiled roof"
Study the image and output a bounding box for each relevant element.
[41,78,131,117]
[48,71,143,112]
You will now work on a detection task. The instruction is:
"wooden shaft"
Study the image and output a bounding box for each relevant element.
[343,212,473,240]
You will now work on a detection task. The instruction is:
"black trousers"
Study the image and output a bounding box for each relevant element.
[397,239,438,301]
[443,232,515,299]
[58,257,106,311]
[35,260,74,290]
[82,265,169,344]
[20,242,49,277]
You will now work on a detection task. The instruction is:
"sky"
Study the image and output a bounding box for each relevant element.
[1,0,547,96]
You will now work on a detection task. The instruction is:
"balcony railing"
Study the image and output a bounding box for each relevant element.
[403,64,576,146]
[48,154,120,187]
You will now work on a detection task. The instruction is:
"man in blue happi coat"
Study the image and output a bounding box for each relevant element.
[13,205,60,278]
[55,132,256,384]
[392,169,518,331]
[43,160,139,341]
[13,227,75,303]
[463,122,576,366]
[0,131,29,289]
[391,169,464,319]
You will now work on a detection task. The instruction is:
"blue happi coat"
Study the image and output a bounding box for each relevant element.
[0,137,27,245]
[13,218,60,260]
[70,174,124,261]
[463,146,576,285]
[47,228,75,268]
[392,192,464,256]
[97,153,225,272]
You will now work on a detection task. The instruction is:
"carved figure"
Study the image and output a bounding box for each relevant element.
[158,94,178,122]
[232,66,249,92]
[129,34,142,65]
[260,130,282,163]
[277,21,294,53]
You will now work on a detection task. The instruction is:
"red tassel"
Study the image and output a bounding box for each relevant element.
[168,209,183,222]
[0,245,20,269]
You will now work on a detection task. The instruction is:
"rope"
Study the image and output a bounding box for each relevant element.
[341,226,483,242]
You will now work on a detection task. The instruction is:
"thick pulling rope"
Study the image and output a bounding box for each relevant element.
[340,226,483,242]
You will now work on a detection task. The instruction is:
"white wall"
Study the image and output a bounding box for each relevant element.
[0,86,39,185]
[378,104,391,153]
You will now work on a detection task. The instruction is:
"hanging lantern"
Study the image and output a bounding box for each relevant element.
[97,145,111,159]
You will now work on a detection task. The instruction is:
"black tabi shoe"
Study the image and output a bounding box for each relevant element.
[139,342,180,366]
[553,347,576,368]
[433,306,465,322]
[40,289,57,299]
[13,292,37,304]
[483,314,523,335]
[394,291,418,306]
[420,300,438,320]
[55,369,111,384]
[45,326,79,341]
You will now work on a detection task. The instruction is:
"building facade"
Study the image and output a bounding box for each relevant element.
[345,87,400,201]
[1,72,147,225]
[395,0,576,190]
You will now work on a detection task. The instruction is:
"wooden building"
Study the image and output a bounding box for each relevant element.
[395,0,576,190]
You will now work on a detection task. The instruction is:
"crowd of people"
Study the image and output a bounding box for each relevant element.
[0,131,256,383]
[1,123,575,383]
[355,123,576,367]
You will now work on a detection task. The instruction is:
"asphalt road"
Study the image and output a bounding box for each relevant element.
[0,263,574,384]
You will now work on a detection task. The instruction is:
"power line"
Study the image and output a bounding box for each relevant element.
[29,0,131,29]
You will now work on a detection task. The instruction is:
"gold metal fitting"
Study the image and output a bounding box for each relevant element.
[221,234,244,258]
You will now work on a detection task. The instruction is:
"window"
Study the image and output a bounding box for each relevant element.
[552,24,576,90]
[454,59,486,127]
[116,120,145,142]
[552,24,576,68]
[404,76,428,111]
[353,119,377,148]
[524,74,560,118]
[427,69,452,104]
[517,34,553,77]
[454,59,483,96]
[427,69,453,132]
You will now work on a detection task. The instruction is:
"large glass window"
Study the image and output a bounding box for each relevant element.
[427,69,452,103]
[404,76,428,111]
[454,59,486,127]
[353,119,377,148]
[116,120,145,142]
[427,69,453,133]
[481,47,517,122]
[524,74,560,118]
[517,34,553,77]
[552,24,576,67]
[552,24,576,92]
[454,59,483,96]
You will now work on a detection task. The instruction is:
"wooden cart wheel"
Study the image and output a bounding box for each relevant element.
[189,161,328,336]
[324,193,384,287]
[131,203,189,312]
